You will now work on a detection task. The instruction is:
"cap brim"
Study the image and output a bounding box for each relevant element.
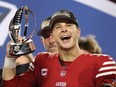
[37,27,51,36]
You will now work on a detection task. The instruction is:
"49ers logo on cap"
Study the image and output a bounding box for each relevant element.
[51,10,70,19]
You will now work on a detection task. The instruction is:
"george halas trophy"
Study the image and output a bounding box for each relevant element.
[9,6,36,56]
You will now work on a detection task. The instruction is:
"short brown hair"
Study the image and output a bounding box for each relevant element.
[79,35,102,54]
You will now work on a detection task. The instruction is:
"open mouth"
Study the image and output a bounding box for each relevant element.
[60,35,71,41]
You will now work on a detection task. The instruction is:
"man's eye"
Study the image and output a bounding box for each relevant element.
[54,26,60,30]
[67,24,72,26]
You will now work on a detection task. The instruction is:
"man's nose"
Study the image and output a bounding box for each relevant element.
[61,26,67,32]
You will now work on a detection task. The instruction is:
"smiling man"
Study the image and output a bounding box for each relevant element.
[2,9,116,87]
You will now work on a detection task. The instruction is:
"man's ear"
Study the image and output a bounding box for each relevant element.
[40,37,44,43]
[50,33,53,37]
[77,27,81,37]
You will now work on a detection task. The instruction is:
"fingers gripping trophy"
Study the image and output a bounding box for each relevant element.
[9,6,36,56]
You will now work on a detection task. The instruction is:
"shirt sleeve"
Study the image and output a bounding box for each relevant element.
[95,54,116,87]
[3,68,37,87]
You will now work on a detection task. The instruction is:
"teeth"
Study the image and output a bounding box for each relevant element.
[60,35,71,40]
[61,35,68,39]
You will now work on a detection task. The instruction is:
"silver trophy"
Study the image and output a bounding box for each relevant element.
[9,6,36,56]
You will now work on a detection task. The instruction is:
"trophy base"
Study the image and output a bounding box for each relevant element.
[9,39,36,56]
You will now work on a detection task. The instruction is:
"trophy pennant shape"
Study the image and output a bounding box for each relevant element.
[9,6,36,56]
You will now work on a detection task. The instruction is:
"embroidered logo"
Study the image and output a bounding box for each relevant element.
[60,70,66,77]
[52,10,70,19]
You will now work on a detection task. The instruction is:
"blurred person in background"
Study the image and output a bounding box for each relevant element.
[37,17,58,53]
[79,35,102,54]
